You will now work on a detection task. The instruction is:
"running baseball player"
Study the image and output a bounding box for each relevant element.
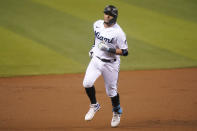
[83,5,128,127]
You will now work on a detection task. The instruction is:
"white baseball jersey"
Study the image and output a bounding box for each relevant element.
[92,20,128,62]
[83,20,128,97]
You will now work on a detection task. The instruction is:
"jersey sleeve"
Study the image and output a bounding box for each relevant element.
[92,21,99,46]
[116,30,128,50]
[93,20,103,31]
[92,20,100,50]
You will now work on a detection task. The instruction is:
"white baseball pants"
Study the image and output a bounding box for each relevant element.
[83,56,120,97]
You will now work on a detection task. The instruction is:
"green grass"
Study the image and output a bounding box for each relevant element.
[0,0,197,77]
[0,26,82,77]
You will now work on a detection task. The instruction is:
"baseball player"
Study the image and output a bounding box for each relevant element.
[83,5,128,127]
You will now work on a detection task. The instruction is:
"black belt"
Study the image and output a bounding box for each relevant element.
[96,56,116,63]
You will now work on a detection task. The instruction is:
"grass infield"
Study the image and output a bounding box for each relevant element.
[0,0,197,77]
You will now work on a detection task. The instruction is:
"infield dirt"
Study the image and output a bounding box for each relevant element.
[0,68,197,131]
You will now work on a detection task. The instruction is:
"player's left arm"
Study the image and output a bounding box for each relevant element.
[98,42,128,56]
[98,30,128,56]
[115,31,128,56]
[114,48,128,56]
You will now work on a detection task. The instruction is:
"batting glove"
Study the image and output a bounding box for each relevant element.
[89,49,94,58]
[98,41,109,51]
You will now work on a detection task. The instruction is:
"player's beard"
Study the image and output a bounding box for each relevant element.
[104,19,115,26]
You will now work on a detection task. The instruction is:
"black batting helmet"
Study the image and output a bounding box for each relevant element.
[104,5,118,25]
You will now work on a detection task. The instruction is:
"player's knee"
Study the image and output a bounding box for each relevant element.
[107,90,117,97]
[83,80,94,88]
[106,87,117,97]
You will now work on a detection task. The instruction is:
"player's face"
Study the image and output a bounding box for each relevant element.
[104,13,114,23]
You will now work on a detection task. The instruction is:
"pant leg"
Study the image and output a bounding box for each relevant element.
[83,57,102,88]
[102,63,119,97]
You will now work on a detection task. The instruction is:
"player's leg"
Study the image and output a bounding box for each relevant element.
[83,58,101,121]
[83,58,101,104]
[102,63,122,127]
[110,93,122,127]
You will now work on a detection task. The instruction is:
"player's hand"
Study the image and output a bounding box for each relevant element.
[98,41,109,51]
[89,49,94,58]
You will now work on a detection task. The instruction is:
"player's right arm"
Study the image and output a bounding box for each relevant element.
[89,20,100,58]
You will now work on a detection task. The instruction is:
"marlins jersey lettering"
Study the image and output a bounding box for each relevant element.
[92,20,128,62]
